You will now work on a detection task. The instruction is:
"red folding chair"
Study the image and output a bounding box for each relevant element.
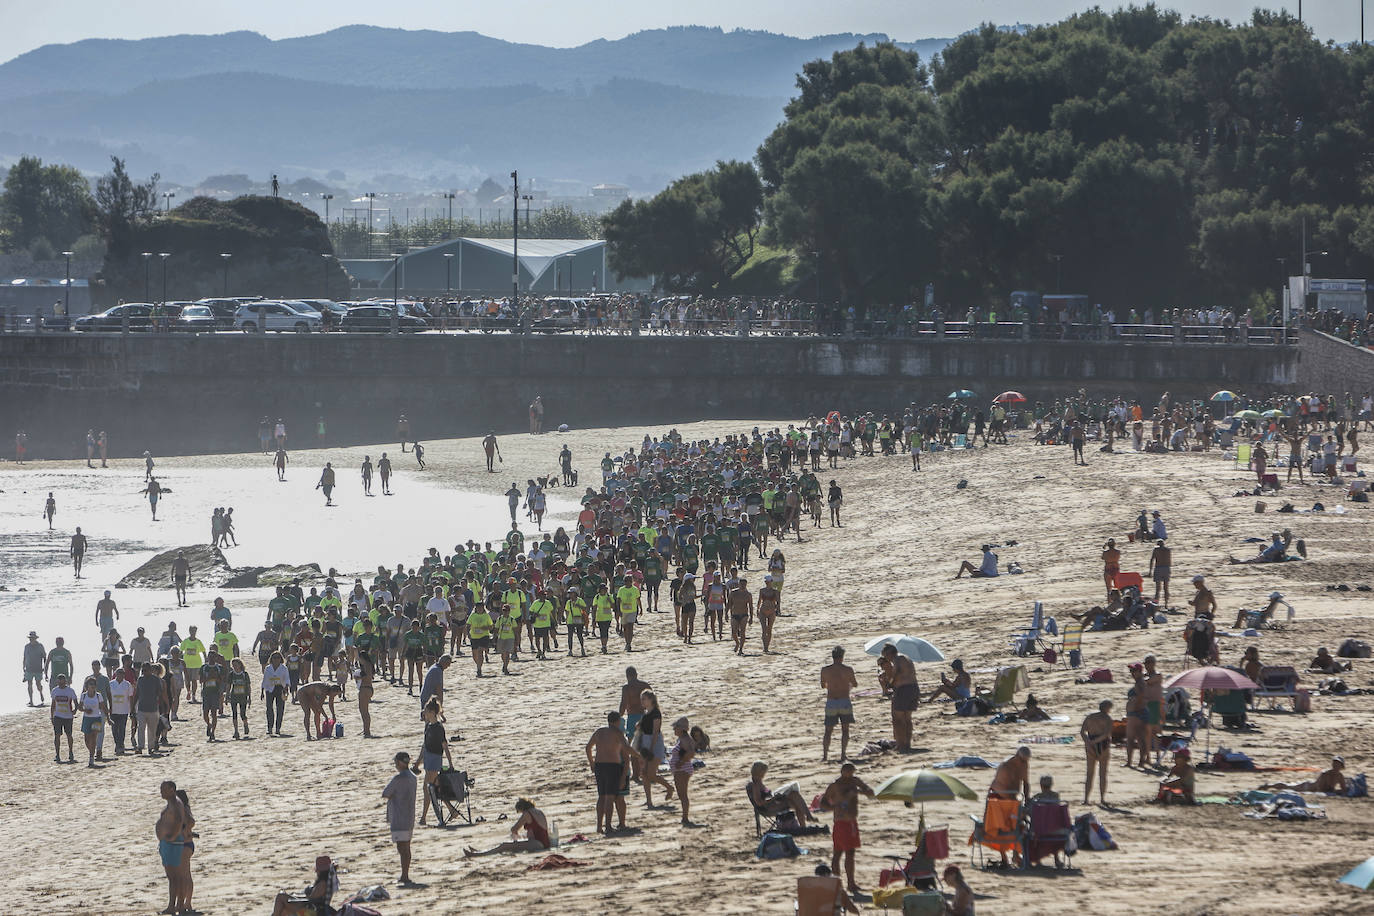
[1112,571,1143,591]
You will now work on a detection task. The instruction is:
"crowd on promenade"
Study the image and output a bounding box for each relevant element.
[17,383,1373,914]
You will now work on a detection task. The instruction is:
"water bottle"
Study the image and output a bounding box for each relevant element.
[334,722,344,738]
[549,819,559,848]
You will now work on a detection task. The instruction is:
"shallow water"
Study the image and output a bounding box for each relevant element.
[0,462,577,714]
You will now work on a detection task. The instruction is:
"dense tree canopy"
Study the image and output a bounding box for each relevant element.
[0,155,95,255]
[616,6,1374,312]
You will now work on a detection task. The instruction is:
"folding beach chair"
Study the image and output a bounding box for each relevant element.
[1011,601,1051,658]
[429,768,475,826]
[1111,571,1144,592]
[1024,802,1075,869]
[976,666,1028,710]
[968,796,1021,869]
[1059,621,1084,668]
[1234,443,1252,469]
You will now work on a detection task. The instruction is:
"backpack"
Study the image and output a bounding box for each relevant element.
[1339,639,1372,659]
[1087,668,1113,683]
[756,831,802,860]
[1347,773,1369,798]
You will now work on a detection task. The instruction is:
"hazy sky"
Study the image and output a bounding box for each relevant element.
[0,0,1361,63]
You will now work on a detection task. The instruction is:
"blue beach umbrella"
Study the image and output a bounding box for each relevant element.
[1211,390,1238,402]
[1339,856,1374,890]
[948,389,977,400]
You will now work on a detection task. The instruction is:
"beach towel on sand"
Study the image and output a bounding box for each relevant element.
[526,854,587,871]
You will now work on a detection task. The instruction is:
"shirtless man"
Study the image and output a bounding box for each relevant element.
[728,578,754,654]
[586,711,633,834]
[619,667,650,781]
[1080,700,1114,805]
[361,456,373,495]
[1260,756,1347,794]
[1188,575,1216,619]
[316,462,336,506]
[170,552,191,608]
[70,527,87,578]
[296,681,340,741]
[1147,537,1172,606]
[989,747,1032,801]
[1124,663,1147,767]
[820,763,873,895]
[820,647,857,762]
[1142,655,1165,767]
[882,644,919,752]
[1101,539,1121,598]
[378,452,393,495]
[156,780,188,915]
[756,575,780,653]
[482,432,501,472]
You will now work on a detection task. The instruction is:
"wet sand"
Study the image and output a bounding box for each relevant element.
[2,421,1373,914]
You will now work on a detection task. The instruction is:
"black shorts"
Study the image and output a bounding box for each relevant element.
[258,652,271,667]
[597,620,611,637]
[52,717,73,737]
[470,637,492,650]
[594,761,624,795]
[405,648,423,660]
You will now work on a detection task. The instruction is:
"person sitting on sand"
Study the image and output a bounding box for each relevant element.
[954,546,999,579]
[1229,530,1305,565]
[1309,647,1352,674]
[943,864,974,916]
[748,760,817,827]
[1231,591,1294,629]
[1020,694,1051,722]
[1156,748,1196,804]
[1259,756,1347,794]
[796,863,860,916]
[925,659,972,703]
[271,855,335,916]
[464,797,552,857]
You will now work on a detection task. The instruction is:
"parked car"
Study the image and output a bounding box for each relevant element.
[73,303,154,331]
[297,299,349,329]
[233,301,323,333]
[532,307,584,333]
[172,304,218,332]
[194,299,241,329]
[339,306,428,333]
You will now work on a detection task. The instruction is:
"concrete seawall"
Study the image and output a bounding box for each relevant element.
[0,333,1299,458]
[1296,329,1374,396]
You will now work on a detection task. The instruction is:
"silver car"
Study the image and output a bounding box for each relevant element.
[233,301,322,333]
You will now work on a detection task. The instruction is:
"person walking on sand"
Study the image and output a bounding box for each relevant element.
[820,762,874,895]
[414,441,426,470]
[144,476,163,520]
[1080,700,1114,805]
[586,711,633,834]
[50,673,76,762]
[155,781,187,916]
[1101,539,1121,599]
[171,552,191,608]
[316,462,336,506]
[821,646,857,762]
[43,492,56,530]
[668,716,698,826]
[379,452,393,495]
[1142,655,1165,767]
[483,432,501,472]
[1148,537,1172,607]
[361,455,373,495]
[383,751,418,883]
[275,447,288,481]
[96,589,119,636]
[71,527,87,578]
[418,702,455,825]
[23,631,47,707]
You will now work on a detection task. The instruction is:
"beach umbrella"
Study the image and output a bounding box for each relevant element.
[948,389,977,400]
[1234,409,1262,421]
[874,770,979,812]
[1261,409,1284,419]
[1164,667,1259,691]
[1210,390,1238,402]
[993,390,1026,404]
[1339,856,1374,890]
[863,634,945,663]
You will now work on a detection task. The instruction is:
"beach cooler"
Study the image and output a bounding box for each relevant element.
[1342,456,1357,473]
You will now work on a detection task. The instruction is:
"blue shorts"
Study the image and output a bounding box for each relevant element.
[623,713,643,740]
[159,840,184,868]
[423,751,442,773]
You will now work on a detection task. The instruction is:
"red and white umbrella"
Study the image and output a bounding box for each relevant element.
[1164,666,1259,691]
[993,390,1027,404]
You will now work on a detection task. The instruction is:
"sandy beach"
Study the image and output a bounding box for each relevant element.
[3,419,1373,915]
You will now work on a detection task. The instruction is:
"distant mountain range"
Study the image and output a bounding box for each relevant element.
[0,26,954,188]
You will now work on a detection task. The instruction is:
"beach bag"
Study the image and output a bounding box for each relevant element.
[1294,689,1311,713]
[1347,774,1368,798]
[1165,688,1191,722]
[755,832,801,860]
[1087,668,1113,684]
[956,696,991,717]
[1338,639,1372,659]
[1084,814,1116,850]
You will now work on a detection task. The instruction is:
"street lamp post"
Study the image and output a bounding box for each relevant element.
[521,194,533,229]
[1052,254,1064,293]
[365,193,377,258]
[62,250,73,319]
[322,253,333,299]
[142,252,152,302]
[159,253,170,305]
[220,253,232,296]
[392,253,401,335]
[510,170,520,312]
[162,191,175,214]
[322,193,333,225]
[443,192,456,239]
[444,252,455,298]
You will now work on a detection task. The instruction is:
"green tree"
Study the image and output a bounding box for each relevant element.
[0,155,96,252]
[94,156,159,253]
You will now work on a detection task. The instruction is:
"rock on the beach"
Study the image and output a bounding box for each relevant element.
[117,544,230,588]
[222,563,323,589]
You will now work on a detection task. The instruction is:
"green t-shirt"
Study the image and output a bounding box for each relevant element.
[641,555,663,582]
[47,646,73,680]
[423,624,445,655]
[180,638,206,669]
[200,663,224,694]
[467,612,493,639]
[699,533,720,559]
[268,597,290,626]
[593,594,615,622]
[227,670,251,700]
[212,631,238,659]
[403,630,425,651]
[531,599,555,628]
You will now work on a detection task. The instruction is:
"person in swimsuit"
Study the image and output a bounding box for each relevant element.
[820,762,874,895]
[1101,539,1121,598]
[756,575,780,653]
[360,456,373,495]
[175,789,197,914]
[925,659,972,703]
[668,716,698,826]
[882,644,919,752]
[463,798,552,857]
[156,781,187,915]
[70,526,86,578]
[821,646,858,762]
[1148,538,1172,606]
[144,476,162,520]
[728,577,754,654]
[586,711,633,834]
[316,462,336,506]
[1080,700,1114,805]
[1156,748,1196,804]
[482,433,500,472]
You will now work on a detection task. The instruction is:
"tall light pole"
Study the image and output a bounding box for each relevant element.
[162,191,175,213]
[1052,253,1064,293]
[220,253,232,296]
[391,253,401,335]
[510,170,520,311]
[521,194,533,229]
[444,252,455,298]
[159,252,170,305]
[365,192,377,258]
[142,252,152,302]
[322,253,333,299]
[322,193,333,225]
[62,250,72,318]
[443,192,456,239]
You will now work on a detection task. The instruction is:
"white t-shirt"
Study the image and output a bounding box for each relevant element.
[425,597,450,620]
[81,692,105,719]
[51,686,78,719]
[109,679,135,715]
